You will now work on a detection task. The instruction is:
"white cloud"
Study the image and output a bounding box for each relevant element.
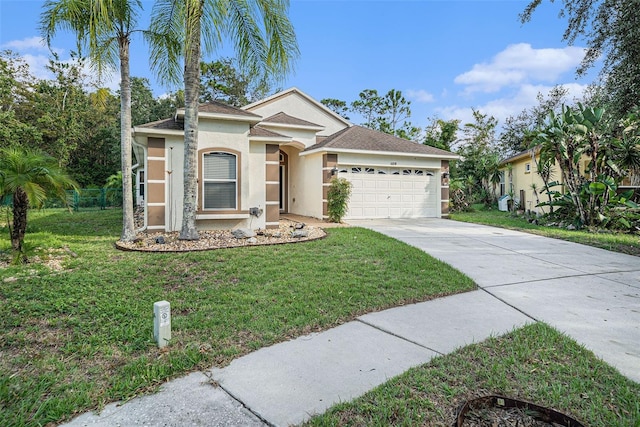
[454,43,586,94]
[405,89,435,103]
[2,36,49,52]
[438,83,590,130]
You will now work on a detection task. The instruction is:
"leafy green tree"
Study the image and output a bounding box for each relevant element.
[499,86,570,155]
[200,58,275,107]
[0,147,77,257]
[423,118,460,151]
[351,89,385,129]
[521,0,640,118]
[150,0,299,240]
[321,98,350,120]
[380,89,411,134]
[456,109,500,204]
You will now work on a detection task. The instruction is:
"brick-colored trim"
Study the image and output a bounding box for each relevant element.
[265,144,279,162]
[147,159,166,181]
[147,205,165,227]
[441,160,450,216]
[265,204,280,228]
[265,144,280,226]
[323,153,337,168]
[146,138,165,228]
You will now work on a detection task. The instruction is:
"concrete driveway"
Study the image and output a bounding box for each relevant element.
[349,218,640,384]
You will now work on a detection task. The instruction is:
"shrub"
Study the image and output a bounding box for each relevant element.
[327,177,352,223]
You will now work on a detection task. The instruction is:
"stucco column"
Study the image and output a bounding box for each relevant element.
[322,153,338,220]
[265,144,280,229]
[147,137,166,230]
[441,160,450,217]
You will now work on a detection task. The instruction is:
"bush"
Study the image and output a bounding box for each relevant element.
[327,177,352,223]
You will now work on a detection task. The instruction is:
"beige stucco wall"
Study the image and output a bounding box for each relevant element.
[337,152,442,170]
[287,150,323,218]
[260,126,318,149]
[247,91,349,136]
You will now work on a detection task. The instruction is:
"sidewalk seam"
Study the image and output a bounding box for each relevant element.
[203,371,272,427]
[479,287,540,323]
[355,318,444,356]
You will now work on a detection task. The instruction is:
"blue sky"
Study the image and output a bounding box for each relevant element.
[0,0,598,131]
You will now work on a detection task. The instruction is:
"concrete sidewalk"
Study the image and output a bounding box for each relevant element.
[63,219,640,427]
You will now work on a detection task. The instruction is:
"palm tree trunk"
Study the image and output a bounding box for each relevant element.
[120,36,136,242]
[179,0,202,240]
[11,188,28,252]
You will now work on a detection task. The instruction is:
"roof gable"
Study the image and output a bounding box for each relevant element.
[243,87,350,136]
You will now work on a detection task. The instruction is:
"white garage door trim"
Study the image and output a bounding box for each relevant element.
[338,165,439,219]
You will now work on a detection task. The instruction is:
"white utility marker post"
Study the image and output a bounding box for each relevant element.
[153,300,171,348]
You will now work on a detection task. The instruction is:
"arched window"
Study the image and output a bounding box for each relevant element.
[203,152,237,210]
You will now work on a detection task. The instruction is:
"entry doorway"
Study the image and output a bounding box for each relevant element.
[279,150,288,212]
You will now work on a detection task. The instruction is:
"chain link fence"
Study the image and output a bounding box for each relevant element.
[2,189,123,211]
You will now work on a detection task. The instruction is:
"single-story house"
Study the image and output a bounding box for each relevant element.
[132,88,458,231]
[499,147,639,214]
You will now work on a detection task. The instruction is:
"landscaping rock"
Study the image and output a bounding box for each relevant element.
[567,224,577,230]
[294,223,305,229]
[231,228,256,239]
[155,236,166,244]
[247,237,258,244]
[292,230,308,238]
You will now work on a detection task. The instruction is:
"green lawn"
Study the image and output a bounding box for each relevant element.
[306,323,640,426]
[451,206,640,256]
[0,208,476,426]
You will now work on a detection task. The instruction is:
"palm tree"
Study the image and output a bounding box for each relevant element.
[40,0,180,242]
[0,147,77,256]
[150,0,299,240]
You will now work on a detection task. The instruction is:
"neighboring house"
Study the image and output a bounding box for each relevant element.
[132,88,458,232]
[499,147,639,214]
[498,148,554,214]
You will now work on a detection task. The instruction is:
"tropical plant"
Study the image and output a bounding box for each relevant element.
[0,147,77,260]
[327,177,352,223]
[150,0,298,240]
[533,104,640,228]
[40,0,180,243]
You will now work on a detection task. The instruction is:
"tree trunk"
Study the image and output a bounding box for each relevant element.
[11,188,28,252]
[179,0,202,240]
[120,37,136,242]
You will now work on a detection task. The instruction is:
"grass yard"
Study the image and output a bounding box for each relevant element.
[451,206,640,256]
[0,208,475,426]
[305,323,640,426]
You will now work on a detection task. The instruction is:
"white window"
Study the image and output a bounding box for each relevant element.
[203,152,237,210]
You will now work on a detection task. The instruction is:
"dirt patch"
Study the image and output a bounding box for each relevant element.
[115,220,326,252]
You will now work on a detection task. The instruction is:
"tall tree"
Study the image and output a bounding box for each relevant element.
[380,89,411,134]
[321,98,350,120]
[40,0,179,242]
[351,89,384,129]
[499,85,569,155]
[423,118,460,151]
[151,0,299,240]
[200,58,275,107]
[521,0,640,118]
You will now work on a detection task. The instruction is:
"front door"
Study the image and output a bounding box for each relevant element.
[279,151,288,212]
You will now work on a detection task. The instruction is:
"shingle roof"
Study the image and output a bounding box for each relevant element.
[197,101,262,118]
[261,112,322,128]
[305,125,456,156]
[136,117,184,130]
[249,126,288,138]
